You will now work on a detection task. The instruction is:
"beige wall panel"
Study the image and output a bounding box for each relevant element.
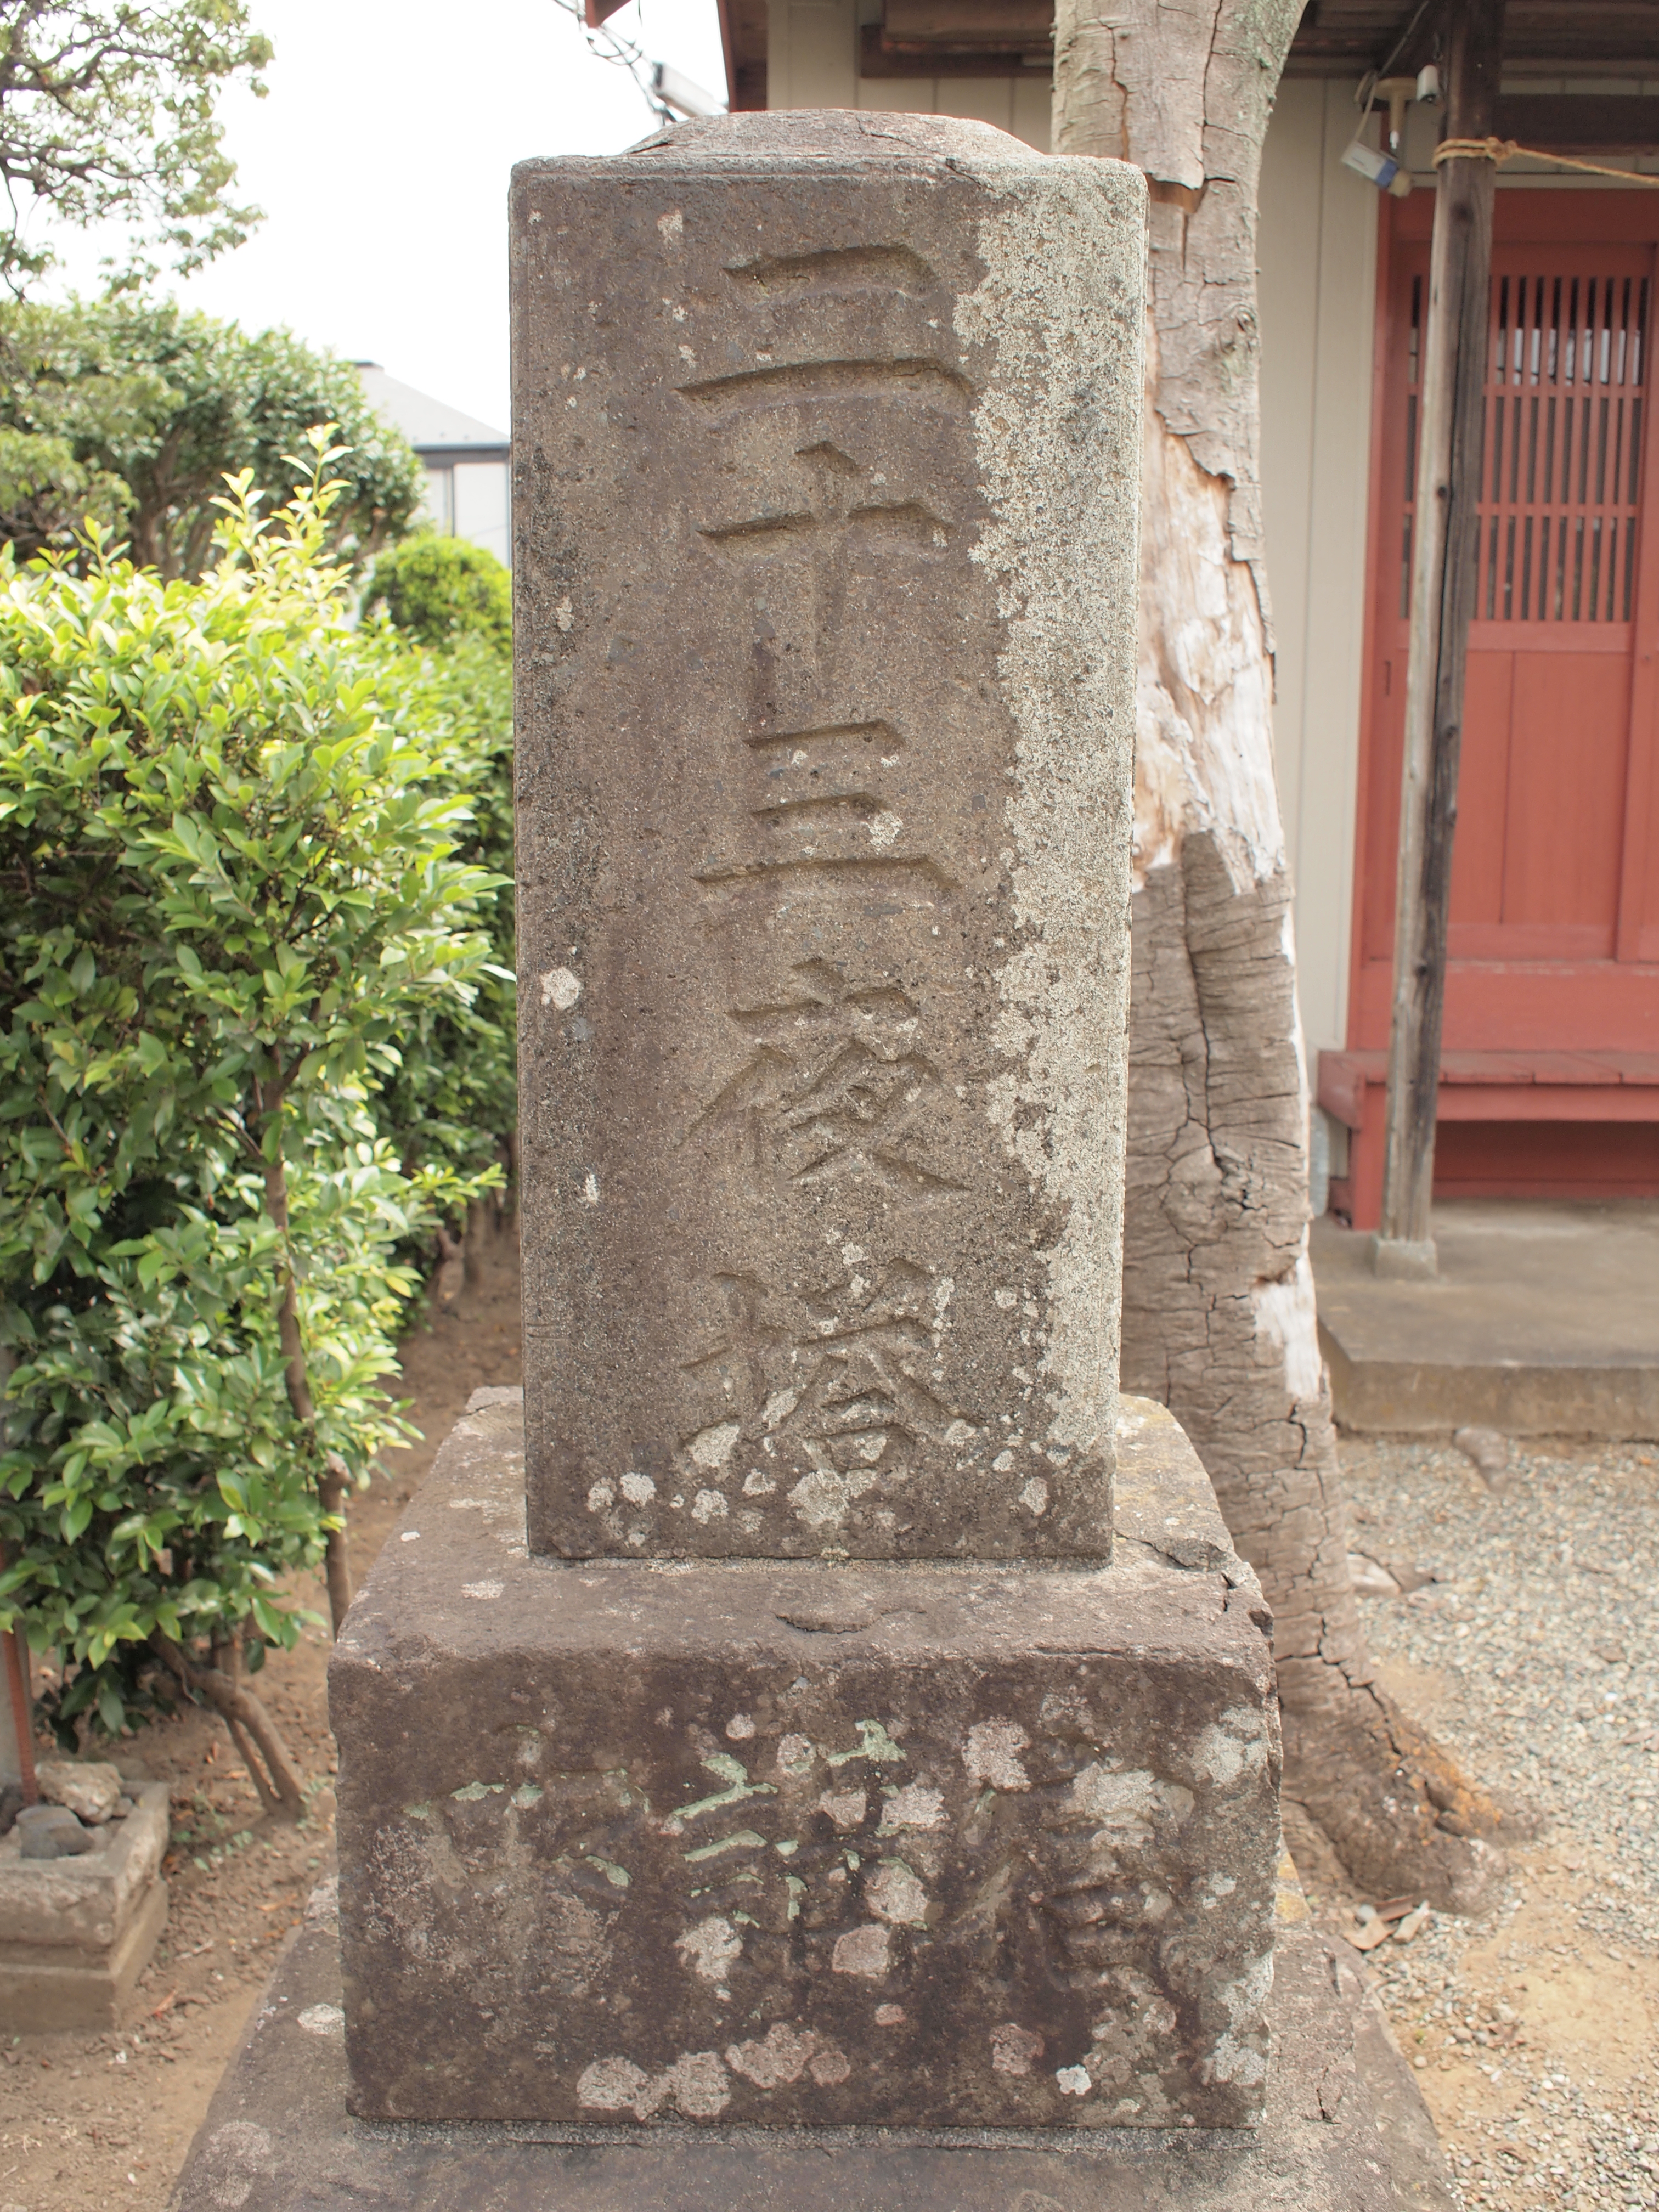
[1010,74,1052,153]
[857,76,938,112]
[767,0,856,109]
[932,77,1015,128]
[772,0,1047,150]
[1257,79,1379,1057]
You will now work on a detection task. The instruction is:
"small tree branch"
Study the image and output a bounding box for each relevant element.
[149,1632,304,1817]
[224,1717,284,1817]
[253,1065,353,1638]
[208,1635,282,1816]
[0,1543,38,1807]
[317,1451,353,1643]
[3,1629,37,1807]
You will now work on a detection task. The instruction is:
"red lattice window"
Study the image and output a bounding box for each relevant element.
[1400,254,1650,624]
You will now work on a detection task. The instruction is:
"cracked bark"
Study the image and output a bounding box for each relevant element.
[1055,0,1505,1908]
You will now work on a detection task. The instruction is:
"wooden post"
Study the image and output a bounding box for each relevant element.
[1374,0,1505,1277]
[0,1539,37,1808]
[3,1629,36,1808]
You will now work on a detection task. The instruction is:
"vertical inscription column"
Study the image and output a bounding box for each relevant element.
[514,113,1144,1562]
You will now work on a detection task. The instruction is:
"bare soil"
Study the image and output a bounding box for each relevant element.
[1293,1426,1659,2210]
[1295,1757,1659,2209]
[0,1224,521,2212]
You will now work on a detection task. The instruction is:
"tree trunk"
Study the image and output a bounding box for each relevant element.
[1054,0,1506,1908]
[150,1632,306,1818]
[464,1199,490,1293]
[258,1091,353,1639]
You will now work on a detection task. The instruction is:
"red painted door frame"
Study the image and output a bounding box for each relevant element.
[1343,189,1659,1212]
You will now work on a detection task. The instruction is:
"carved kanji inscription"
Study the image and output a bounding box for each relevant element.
[513,119,1139,1562]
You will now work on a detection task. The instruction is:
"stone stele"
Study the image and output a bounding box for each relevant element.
[512,111,1144,1562]
[330,112,1280,2145]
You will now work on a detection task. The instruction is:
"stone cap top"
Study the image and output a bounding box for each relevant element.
[1111,1399,1243,1575]
[622,111,1046,165]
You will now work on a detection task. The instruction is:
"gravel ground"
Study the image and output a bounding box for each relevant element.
[1320,1434,1659,2212]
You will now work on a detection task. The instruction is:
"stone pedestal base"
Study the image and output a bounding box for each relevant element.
[171,1882,1456,2210]
[331,1395,1282,2131]
[0,1782,170,2031]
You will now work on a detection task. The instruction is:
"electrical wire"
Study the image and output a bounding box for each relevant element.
[1357,0,1440,111]
[550,0,671,125]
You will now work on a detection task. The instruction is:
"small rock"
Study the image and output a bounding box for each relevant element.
[1348,1917,1393,1951]
[16,1803,94,1859]
[1391,1904,1431,1944]
[1348,1553,1403,1597]
[36,1759,123,1824]
[1385,1560,1440,1595]
[1453,1426,1509,1486]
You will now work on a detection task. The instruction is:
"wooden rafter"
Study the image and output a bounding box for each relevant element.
[718,1,1659,105]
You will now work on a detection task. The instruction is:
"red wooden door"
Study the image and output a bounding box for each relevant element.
[1353,194,1659,1057]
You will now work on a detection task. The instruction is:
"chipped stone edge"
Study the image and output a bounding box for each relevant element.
[957,155,1145,1502]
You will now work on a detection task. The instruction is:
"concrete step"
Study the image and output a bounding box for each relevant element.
[1313,1201,1659,1437]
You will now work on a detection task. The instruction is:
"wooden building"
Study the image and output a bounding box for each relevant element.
[713,0,1659,1223]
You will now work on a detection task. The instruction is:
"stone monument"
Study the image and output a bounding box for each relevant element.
[173,111,1453,2212]
[330,111,1282,2135]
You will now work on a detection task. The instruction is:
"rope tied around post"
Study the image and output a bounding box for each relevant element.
[1432,134,1659,188]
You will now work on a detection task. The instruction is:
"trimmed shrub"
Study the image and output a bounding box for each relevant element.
[0,445,504,1791]
[366,534,512,656]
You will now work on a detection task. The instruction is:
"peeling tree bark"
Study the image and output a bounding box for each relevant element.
[1054,0,1506,1908]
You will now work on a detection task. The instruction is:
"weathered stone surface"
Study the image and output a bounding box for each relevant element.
[37,1758,123,1824]
[511,112,1143,1562]
[0,1781,168,1949]
[0,1872,167,2034]
[331,1396,1278,2130]
[171,1874,1457,2210]
[0,1782,169,2032]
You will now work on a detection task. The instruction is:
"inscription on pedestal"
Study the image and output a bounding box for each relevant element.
[332,1400,1280,2132]
[514,115,1142,1560]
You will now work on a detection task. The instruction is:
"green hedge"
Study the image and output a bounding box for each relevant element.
[0,442,510,1755]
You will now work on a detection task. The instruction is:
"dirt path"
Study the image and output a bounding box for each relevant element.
[0,1224,521,2212]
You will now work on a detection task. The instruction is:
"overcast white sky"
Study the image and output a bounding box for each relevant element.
[40,0,729,434]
